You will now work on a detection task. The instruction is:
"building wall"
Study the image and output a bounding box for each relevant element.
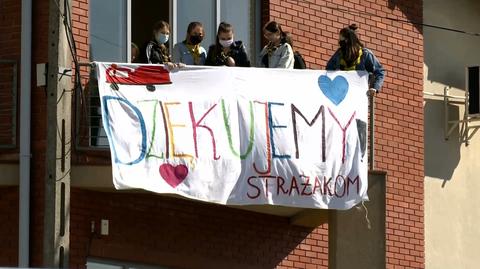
[423,0,480,268]
[0,187,18,266]
[70,188,328,269]
[0,0,21,265]
[0,0,425,268]
[68,0,424,268]
[69,1,330,268]
[267,0,424,268]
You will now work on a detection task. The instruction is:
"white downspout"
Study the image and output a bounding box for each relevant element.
[19,0,32,266]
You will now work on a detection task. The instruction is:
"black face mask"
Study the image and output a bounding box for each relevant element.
[190,35,203,45]
[339,40,347,48]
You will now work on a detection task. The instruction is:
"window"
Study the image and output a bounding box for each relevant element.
[89,0,260,63]
[89,0,129,62]
[82,0,260,149]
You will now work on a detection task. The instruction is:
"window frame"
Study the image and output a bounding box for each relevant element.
[92,0,260,64]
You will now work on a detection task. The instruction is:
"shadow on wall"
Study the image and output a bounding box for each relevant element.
[422,0,480,90]
[387,0,423,34]
[424,99,461,182]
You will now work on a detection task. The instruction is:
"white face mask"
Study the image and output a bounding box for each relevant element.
[219,39,234,48]
[155,33,169,44]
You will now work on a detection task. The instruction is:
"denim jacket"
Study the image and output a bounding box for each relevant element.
[257,43,294,69]
[172,41,207,65]
[326,48,385,91]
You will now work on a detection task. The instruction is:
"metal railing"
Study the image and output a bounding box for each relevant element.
[75,63,109,150]
[0,60,18,149]
[369,94,375,171]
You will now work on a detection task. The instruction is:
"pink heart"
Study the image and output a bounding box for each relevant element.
[159,164,189,188]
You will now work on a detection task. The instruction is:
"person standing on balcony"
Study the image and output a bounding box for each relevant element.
[326,24,385,95]
[140,20,177,69]
[258,21,294,69]
[173,22,207,65]
[205,22,250,67]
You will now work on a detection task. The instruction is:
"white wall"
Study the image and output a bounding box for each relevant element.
[424,0,480,268]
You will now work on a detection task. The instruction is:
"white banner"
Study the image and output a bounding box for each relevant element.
[96,63,369,210]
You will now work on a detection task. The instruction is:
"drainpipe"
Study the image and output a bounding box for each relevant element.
[19,0,32,266]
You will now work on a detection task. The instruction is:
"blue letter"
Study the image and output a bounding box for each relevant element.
[102,96,147,165]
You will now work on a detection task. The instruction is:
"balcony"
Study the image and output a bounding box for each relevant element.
[70,63,382,227]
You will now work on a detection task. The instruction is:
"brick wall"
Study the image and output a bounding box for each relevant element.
[0,187,19,266]
[70,188,328,269]
[0,0,21,154]
[0,0,21,266]
[0,0,21,59]
[266,0,424,268]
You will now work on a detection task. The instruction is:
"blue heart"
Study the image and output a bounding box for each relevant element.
[318,75,349,105]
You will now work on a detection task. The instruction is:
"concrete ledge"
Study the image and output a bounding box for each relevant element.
[290,209,329,227]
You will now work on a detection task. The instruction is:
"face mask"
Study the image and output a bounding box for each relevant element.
[189,35,203,45]
[219,39,234,48]
[156,33,169,44]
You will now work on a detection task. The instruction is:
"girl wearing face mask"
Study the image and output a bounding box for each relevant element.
[173,22,207,65]
[326,24,385,95]
[140,20,174,66]
[205,22,250,67]
[258,21,294,69]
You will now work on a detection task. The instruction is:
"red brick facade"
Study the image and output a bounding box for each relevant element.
[266,0,424,268]
[0,0,21,265]
[70,189,328,269]
[0,187,19,266]
[0,0,423,268]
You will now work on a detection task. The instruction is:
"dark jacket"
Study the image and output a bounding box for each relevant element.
[293,51,306,69]
[205,41,250,67]
[139,40,171,64]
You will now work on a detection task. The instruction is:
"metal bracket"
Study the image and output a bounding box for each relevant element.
[425,86,480,146]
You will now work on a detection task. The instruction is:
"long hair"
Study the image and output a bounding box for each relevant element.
[339,24,364,66]
[185,21,204,40]
[284,31,294,50]
[264,21,287,44]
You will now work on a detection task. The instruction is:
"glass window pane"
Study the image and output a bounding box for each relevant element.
[89,0,128,62]
[220,0,251,50]
[176,0,216,47]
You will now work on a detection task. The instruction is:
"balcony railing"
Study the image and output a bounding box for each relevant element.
[75,63,109,150]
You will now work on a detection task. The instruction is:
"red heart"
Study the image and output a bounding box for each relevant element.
[159,164,189,188]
